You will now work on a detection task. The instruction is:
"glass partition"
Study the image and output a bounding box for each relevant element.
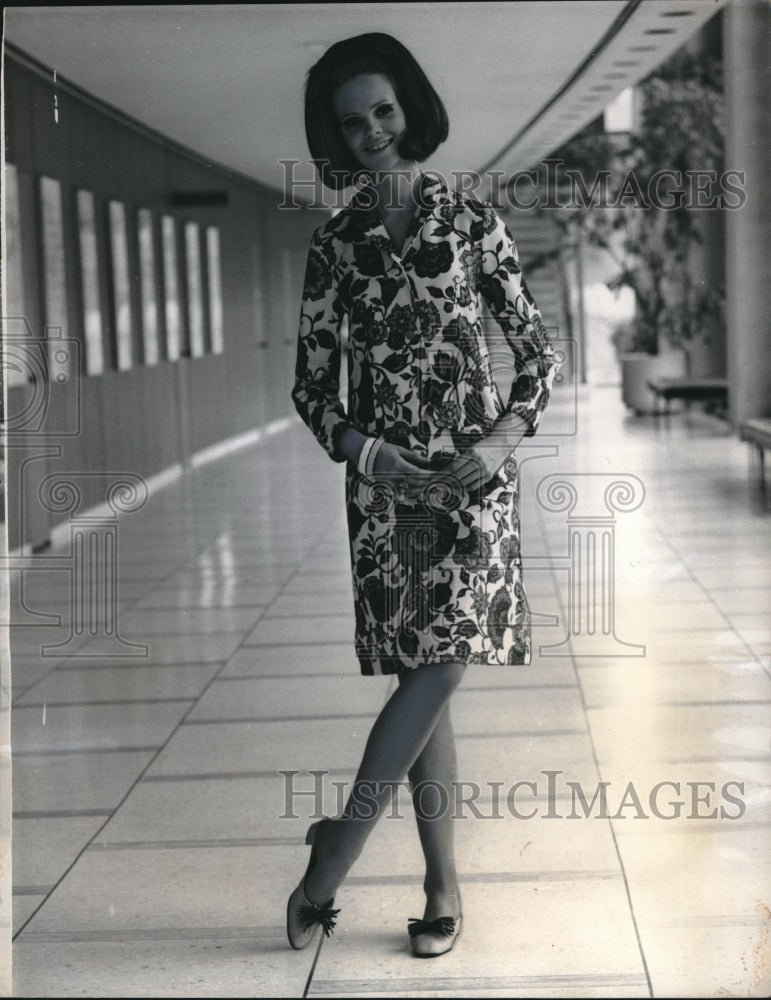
[161,215,181,361]
[137,208,160,366]
[4,164,27,386]
[184,222,204,358]
[76,190,104,375]
[108,200,133,370]
[39,175,71,381]
[206,225,224,354]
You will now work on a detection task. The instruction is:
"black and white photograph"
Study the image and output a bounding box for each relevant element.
[1,2,769,996]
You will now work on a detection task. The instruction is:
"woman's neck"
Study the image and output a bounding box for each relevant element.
[370,163,421,215]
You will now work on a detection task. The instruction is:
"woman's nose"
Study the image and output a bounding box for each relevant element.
[364,117,382,138]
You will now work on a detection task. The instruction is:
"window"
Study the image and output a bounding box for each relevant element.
[108,200,133,370]
[4,164,27,387]
[161,215,181,361]
[76,190,104,375]
[184,222,204,358]
[206,226,224,354]
[39,175,71,381]
[137,208,160,365]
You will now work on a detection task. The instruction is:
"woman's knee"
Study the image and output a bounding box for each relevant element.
[438,660,467,692]
[400,660,465,697]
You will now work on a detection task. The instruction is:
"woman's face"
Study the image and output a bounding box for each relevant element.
[333,73,409,173]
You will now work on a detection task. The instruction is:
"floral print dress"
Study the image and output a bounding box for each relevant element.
[293,174,558,675]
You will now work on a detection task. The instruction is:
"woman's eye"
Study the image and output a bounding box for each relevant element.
[376,104,394,117]
[341,118,361,131]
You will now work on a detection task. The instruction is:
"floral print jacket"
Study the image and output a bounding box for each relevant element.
[292,173,558,466]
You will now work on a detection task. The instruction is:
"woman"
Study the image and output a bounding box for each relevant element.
[289,32,558,957]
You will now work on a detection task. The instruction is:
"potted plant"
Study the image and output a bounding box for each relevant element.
[608,257,724,414]
[611,322,686,416]
[541,49,726,412]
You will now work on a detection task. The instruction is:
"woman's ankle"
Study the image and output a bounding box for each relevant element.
[304,816,361,905]
[304,822,337,904]
[422,875,461,920]
[422,886,461,921]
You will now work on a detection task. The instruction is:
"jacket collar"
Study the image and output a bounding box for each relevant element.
[348,170,446,216]
[347,171,446,253]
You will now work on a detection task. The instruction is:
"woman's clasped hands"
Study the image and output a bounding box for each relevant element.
[370,440,511,501]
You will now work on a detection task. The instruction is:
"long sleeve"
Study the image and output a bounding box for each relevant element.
[477,206,559,438]
[291,228,351,462]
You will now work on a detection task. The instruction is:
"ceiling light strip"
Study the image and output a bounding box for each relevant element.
[476,0,643,176]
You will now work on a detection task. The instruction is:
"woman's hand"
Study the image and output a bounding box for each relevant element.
[369,441,512,501]
[442,443,511,494]
[371,442,433,499]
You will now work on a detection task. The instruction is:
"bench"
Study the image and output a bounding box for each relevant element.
[740,418,771,492]
[646,377,729,415]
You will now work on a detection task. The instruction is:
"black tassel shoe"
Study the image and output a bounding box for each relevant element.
[287,819,340,950]
[408,913,462,958]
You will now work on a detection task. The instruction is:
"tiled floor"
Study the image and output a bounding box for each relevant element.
[9,385,771,997]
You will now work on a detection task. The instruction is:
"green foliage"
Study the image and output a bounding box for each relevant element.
[610,319,658,356]
[543,50,726,355]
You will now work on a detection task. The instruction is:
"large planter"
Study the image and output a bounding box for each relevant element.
[619,350,687,415]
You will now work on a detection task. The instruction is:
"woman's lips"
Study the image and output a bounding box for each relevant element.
[364,137,393,153]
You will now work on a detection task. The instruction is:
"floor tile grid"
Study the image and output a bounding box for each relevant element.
[9,473,336,709]
[302,481,654,999]
[12,396,771,985]
[11,484,402,996]
[528,490,654,996]
[108,418,616,988]
[296,392,654,995]
[540,406,770,997]
[8,444,335,703]
[12,500,404,936]
[9,587,245,706]
[9,505,358,941]
[647,518,771,685]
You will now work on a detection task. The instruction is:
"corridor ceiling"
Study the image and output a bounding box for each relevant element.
[4,2,727,198]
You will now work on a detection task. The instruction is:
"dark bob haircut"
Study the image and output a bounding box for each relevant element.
[305,32,449,190]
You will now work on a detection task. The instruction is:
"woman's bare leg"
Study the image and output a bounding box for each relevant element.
[406,703,461,920]
[304,660,465,904]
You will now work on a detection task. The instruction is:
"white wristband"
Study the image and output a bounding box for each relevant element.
[367,436,384,475]
[357,436,376,474]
